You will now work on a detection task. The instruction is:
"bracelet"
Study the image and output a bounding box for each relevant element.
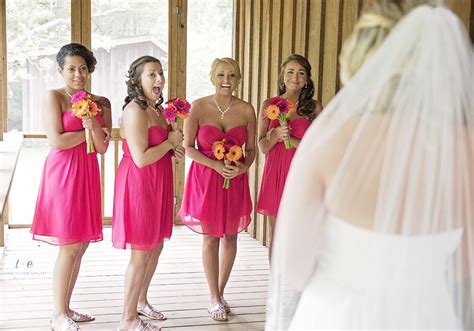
[266,129,273,141]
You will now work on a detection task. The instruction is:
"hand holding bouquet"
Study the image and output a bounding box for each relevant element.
[264,96,296,149]
[163,98,191,131]
[212,138,243,189]
[70,91,101,153]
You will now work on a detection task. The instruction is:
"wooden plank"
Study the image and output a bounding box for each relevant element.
[294,0,309,56]
[250,0,263,244]
[0,226,269,330]
[243,0,253,103]
[446,0,471,32]
[168,0,188,223]
[255,0,273,247]
[321,0,342,106]
[307,0,324,101]
[281,0,296,57]
[70,0,82,43]
[236,0,245,100]
[269,0,282,98]
[339,0,361,92]
[241,0,257,238]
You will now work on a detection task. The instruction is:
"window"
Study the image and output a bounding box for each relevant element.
[6,0,71,132]
[91,0,169,127]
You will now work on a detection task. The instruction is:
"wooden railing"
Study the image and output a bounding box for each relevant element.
[0,132,23,250]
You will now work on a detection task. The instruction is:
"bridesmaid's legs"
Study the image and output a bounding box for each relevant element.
[203,235,225,317]
[138,243,164,317]
[218,234,237,300]
[51,243,83,327]
[267,216,277,263]
[66,242,89,316]
[120,249,152,330]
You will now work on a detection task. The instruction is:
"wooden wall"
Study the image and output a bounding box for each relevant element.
[234,0,473,245]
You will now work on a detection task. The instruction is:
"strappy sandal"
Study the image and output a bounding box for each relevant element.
[70,310,95,322]
[137,303,167,320]
[117,319,161,331]
[220,297,231,314]
[207,303,227,321]
[51,317,79,331]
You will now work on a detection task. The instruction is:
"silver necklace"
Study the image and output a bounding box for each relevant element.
[214,96,234,119]
[64,87,85,99]
[147,104,160,117]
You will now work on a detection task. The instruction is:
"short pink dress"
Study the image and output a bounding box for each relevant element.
[179,125,252,237]
[31,111,104,245]
[112,125,173,251]
[256,118,311,217]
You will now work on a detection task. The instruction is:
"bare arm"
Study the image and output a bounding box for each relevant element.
[288,100,323,149]
[43,90,85,149]
[223,103,257,179]
[85,96,112,154]
[257,99,289,154]
[241,104,257,170]
[122,104,179,168]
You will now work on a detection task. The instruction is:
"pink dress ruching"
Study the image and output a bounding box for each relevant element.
[112,125,173,251]
[31,111,104,245]
[179,125,252,237]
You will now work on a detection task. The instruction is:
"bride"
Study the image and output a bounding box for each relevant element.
[266,0,473,330]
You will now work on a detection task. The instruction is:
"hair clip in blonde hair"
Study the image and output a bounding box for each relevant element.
[356,13,395,30]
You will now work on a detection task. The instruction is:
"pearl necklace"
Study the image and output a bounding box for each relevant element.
[64,87,86,99]
[214,96,234,119]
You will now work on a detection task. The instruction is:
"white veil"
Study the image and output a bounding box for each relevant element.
[266,4,473,330]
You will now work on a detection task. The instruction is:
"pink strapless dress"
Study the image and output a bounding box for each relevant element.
[179,125,252,237]
[112,125,173,251]
[31,111,104,245]
[256,118,311,217]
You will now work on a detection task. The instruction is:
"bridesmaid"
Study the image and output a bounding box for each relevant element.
[179,57,256,321]
[112,56,184,331]
[31,43,111,331]
[256,54,322,262]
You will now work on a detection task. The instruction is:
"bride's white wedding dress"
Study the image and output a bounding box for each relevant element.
[289,215,463,330]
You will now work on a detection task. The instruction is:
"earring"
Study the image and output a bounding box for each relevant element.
[280,83,285,89]
[304,83,308,89]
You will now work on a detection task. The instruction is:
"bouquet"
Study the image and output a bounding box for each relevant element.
[264,96,296,149]
[212,138,243,189]
[163,98,191,130]
[70,91,100,153]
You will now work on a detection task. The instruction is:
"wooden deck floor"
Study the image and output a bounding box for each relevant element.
[0,226,269,330]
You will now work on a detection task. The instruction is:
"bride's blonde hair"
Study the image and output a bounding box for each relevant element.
[339,0,435,85]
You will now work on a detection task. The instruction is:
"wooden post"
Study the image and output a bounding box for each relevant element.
[169,0,187,223]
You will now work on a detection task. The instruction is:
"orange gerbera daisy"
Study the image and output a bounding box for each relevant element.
[212,142,225,160]
[288,99,297,113]
[71,99,89,117]
[265,104,280,120]
[87,98,100,116]
[226,145,243,162]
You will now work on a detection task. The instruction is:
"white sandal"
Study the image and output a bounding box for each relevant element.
[51,317,79,331]
[207,303,227,321]
[70,310,95,322]
[137,303,167,320]
[117,319,161,331]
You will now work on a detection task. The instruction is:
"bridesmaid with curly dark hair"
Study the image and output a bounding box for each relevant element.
[256,54,323,262]
[31,42,111,331]
[113,55,184,331]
